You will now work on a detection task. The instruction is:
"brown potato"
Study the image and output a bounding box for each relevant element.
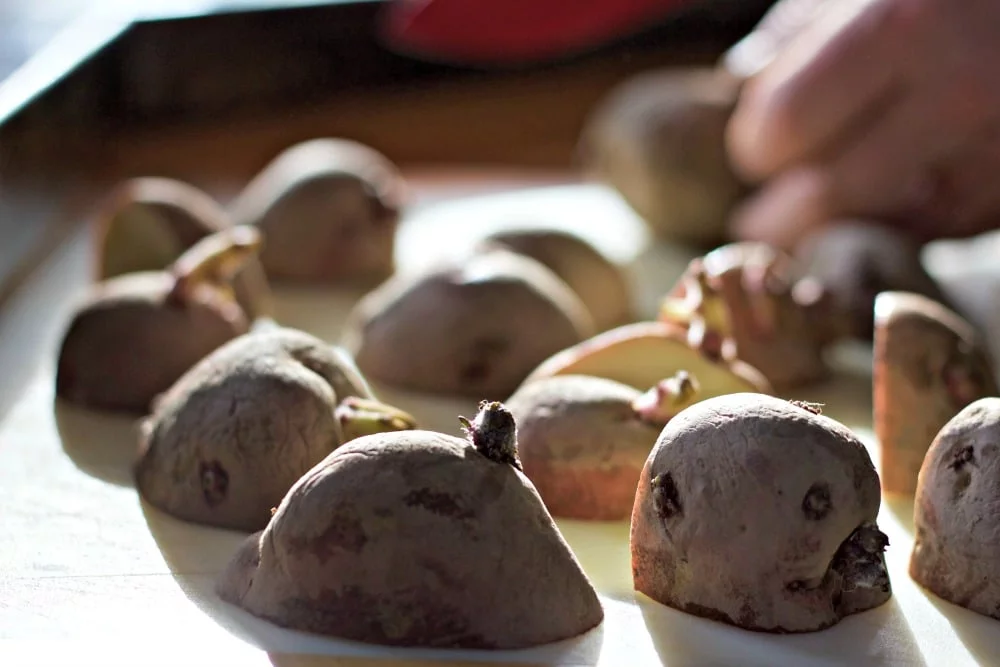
[631,394,891,633]
[56,228,262,413]
[342,249,594,399]
[523,320,770,398]
[910,398,1000,619]
[229,138,403,286]
[661,242,844,390]
[95,177,272,319]
[507,372,698,520]
[579,67,747,246]
[216,401,603,648]
[873,292,998,495]
[796,222,951,340]
[136,326,416,532]
[476,228,633,331]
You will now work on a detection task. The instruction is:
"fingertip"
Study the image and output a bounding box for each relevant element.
[726,76,796,183]
[728,168,833,252]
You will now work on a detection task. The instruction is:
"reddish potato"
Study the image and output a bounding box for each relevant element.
[136,327,416,532]
[579,68,747,246]
[910,398,1000,618]
[95,176,272,319]
[477,228,633,331]
[631,394,891,633]
[874,292,997,495]
[217,402,603,648]
[796,222,951,340]
[507,372,699,520]
[230,138,402,286]
[661,242,844,391]
[343,250,594,399]
[57,228,262,413]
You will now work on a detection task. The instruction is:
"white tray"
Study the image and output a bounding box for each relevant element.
[2,182,998,667]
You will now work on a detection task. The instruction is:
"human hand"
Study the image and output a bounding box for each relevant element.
[724,0,1000,249]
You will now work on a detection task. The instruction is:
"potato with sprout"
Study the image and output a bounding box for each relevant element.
[57,228,262,413]
[230,138,403,286]
[507,371,699,520]
[631,394,891,632]
[136,327,416,532]
[911,398,1000,618]
[874,292,998,495]
[216,401,603,648]
[660,242,844,391]
[343,249,593,398]
[95,176,271,318]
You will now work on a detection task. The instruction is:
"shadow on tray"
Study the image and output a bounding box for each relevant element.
[54,396,141,487]
[640,594,928,667]
[140,499,604,666]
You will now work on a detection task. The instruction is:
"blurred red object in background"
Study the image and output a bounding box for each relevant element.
[378,0,688,67]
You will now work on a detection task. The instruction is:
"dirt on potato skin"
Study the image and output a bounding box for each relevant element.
[217,430,604,649]
[56,272,248,413]
[631,394,890,633]
[506,375,662,520]
[135,327,372,532]
[911,398,1000,619]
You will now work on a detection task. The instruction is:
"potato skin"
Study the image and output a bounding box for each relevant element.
[56,272,248,413]
[873,292,998,495]
[136,328,372,532]
[230,139,402,286]
[217,430,604,648]
[506,375,660,520]
[479,229,633,331]
[911,398,1000,618]
[344,251,593,399]
[631,394,889,633]
[580,68,746,246]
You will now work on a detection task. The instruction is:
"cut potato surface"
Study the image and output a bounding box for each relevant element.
[523,321,769,398]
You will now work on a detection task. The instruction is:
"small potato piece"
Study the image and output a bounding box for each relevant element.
[523,321,769,399]
[230,138,403,286]
[56,228,262,413]
[477,229,633,331]
[507,373,698,520]
[797,222,951,340]
[217,402,603,648]
[874,292,997,495]
[343,250,594,399]
[136,327,416,532]
[95,177,272,319]
[911,398,1000,618]
[579,68,746,246]
[661,242,843,390]
[631,394,891,633]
